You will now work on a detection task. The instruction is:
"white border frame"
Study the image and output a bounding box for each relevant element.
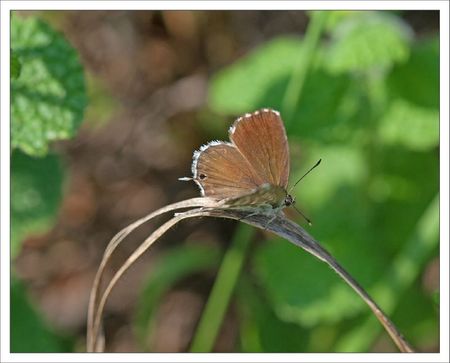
[1,1,448,362]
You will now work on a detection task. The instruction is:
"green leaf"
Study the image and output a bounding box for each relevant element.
[134,244,222,350]
[11,14,87,156]
[378,99,439,151]
[11,278,72,352]
[287,70,351,139]
[322,10,365,31]
[11,50,22,79]
[387,36,439,108]
[209,37,305,114]
[392,284,439,350]
[368,147,438,254]
[253,235,375,327]
[324,12,412,73]
[11,150,64,258]
[294,145,367,207]
[237,278,309,352]
[335,195,439,351]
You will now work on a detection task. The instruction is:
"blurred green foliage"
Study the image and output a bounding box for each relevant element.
[11,51,21,80]
[210,37,305,115]
[10,13,87,352]
[214,10,438,352]
[323,12,412,73]
[142,11,438,352]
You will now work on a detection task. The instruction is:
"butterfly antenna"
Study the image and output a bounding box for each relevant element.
[288,159,322,194]
[292,204,312,226]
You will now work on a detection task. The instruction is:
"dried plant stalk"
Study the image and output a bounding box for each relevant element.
[86,197,220,352]
[87,199,415,353]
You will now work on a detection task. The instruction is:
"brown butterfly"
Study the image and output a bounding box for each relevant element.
[180,109,319,223]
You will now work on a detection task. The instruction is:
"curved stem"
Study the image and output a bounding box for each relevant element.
[86,197,220,352]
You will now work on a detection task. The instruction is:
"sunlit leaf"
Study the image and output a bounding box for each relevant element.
[209,37,305,114]
[324,12,412,73]
[378,99,439,151]
[321,10,364,31]
[294,145,367,207]
[11,14,87,156]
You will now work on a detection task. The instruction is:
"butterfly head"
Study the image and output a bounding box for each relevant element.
[284,193,295,207]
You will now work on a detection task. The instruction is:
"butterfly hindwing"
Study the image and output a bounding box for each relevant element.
[222,183,287,209]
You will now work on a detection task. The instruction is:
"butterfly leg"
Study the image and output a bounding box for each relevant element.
[237,211,259,222]
[237,204,274,223]
[263,214,278,231]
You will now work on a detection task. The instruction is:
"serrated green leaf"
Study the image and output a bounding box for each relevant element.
[378,99,439,151]
[11,278,72,352]
[11,15,87,156]
[11,150,64,258]
[134,244,221,350]
[387,36,439,108]
[324,12,412,73]
[11,50,22,79]
[209,37,305,114]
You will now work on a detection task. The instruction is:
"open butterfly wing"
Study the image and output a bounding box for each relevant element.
[229,109,290,189]
[193,142,265,199]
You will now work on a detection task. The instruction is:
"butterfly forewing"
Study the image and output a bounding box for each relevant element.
[229,109,290,189]
[193,142,264,199]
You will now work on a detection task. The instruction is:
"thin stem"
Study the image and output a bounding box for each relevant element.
[86,197,220,352]
[282,11,328,122]
[189,224,254,352]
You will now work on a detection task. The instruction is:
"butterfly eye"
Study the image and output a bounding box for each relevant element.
[284,195,295,206]
[199,173,207,180]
